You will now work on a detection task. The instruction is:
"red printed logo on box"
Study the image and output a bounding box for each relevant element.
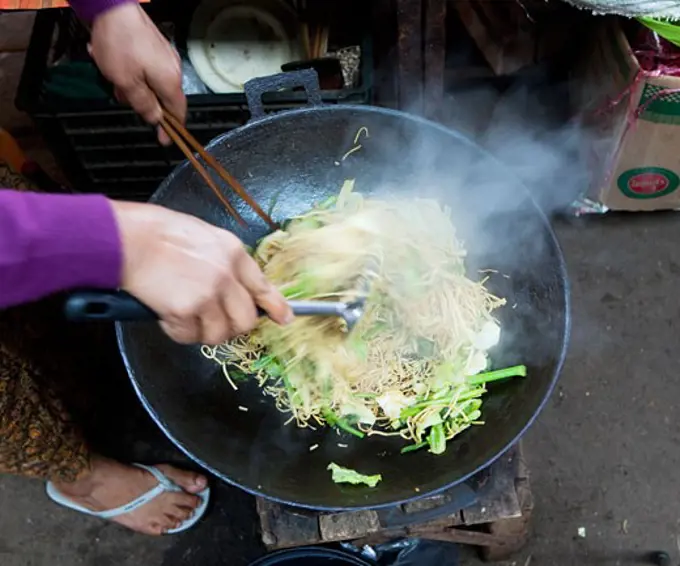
[618,168,680,199]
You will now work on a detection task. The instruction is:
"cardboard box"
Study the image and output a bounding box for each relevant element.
[574,20,680,211]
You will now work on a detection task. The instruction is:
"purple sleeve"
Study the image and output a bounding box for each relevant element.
[68,0,138,22]
[0,191,122,309]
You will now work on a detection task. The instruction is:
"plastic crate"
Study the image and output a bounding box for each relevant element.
[16,2,373,201]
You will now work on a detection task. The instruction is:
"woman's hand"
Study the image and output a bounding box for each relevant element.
[88,2,184,146]
[111,201,292,345]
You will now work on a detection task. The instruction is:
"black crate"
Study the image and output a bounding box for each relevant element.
[16,2,373,201]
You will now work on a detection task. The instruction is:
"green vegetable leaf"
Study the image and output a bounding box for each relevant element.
[226,366,249,383]
[467,365,527,386]
[322,408,366,438]
[316,196,337,210]
[266,361,283,378]
[428,423,447,455]
[363,321,389,341]
[419,411,443,431]
[433,360,461,389]
[336,179,356,209]
[252,355,274,371]
[340,402,376,426]
[294,217,323,231]
[466,409,482,422]
[281,272,319,299]
[266,187,284,217]
[348,334,368,360]
[401,441,428,454]
[327,462,382,488]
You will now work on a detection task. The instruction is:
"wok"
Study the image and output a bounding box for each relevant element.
[116,70,570,511]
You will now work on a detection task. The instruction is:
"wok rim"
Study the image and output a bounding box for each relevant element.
[115,103,571,511]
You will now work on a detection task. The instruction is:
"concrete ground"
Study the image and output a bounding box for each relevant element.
[3,215,680,566]
[471,214,680,566]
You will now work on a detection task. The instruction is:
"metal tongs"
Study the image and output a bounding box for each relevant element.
[64,264,374,331]
[64,291,367,331]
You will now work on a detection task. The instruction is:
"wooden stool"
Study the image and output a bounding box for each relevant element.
[257,442,533,562]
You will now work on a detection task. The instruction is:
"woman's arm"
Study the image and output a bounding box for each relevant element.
[0,190,120,308]
[0,191,291,344]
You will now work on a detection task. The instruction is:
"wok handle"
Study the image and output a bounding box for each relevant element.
[244,69,323,121]
[64,290,158,321]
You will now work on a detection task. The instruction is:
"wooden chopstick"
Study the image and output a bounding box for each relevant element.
[319,25,329,57]
[312,26,322,59]
[161,111,278,230]
[159,116,245,226]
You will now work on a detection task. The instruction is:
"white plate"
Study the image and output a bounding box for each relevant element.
[188,0,302,93]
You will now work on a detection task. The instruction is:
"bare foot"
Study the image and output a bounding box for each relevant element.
[51,456,207,535]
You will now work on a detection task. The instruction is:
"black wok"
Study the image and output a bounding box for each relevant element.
[116,70,570,511]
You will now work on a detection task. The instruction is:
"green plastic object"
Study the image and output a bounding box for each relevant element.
[639,17,680,48]
[44,62,113,100]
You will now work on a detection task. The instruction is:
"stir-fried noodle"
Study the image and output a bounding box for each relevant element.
[202,179,525,455]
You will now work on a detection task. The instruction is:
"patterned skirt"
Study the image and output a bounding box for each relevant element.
[0,300,91,482]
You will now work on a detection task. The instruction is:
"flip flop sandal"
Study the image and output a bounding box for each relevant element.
[46,463,210,534]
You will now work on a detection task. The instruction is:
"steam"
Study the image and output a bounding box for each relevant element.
[480,80,587,215]
[351,77,583,256]
[367,74,582,366]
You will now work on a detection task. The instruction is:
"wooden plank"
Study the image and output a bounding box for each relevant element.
[411,511,465,531]
[402,493,450,514]
[462,484,521,526]
[462,450,522,525]
[396,0,423,113]
[516,442,530,481]
[416,526,525,547]
[319,510,381,541]
[399,492,465,528]
[256,498,321,550]
[481,450,533,562]
[481,507,532,560]
[423,0,447,120]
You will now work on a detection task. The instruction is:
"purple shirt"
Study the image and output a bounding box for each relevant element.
[69,0,138,22]
[0,191,122,308]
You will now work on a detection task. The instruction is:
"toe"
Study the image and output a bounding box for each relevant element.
[146,522,164,536]
[173,492,202,510]
[162,514,184,533]
[166,504,194,523]
[156,465,207,494]
[159,513,179,532]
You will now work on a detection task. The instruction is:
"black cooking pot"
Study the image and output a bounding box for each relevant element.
[116,70,570,511]
[249,548,372,566]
